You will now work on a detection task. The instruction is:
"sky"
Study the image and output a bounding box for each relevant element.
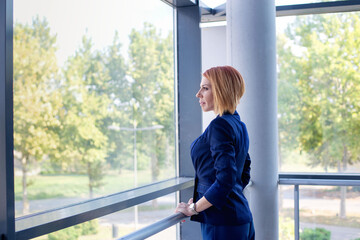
[202,0,226,8]
[14,0,173,66]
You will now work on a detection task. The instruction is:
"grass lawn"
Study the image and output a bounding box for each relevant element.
[15,169,175,201]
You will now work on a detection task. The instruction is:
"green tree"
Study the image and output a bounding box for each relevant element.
[277,34,302,169]
[278,13,360,218]
[61,35,110,198]
[128,23,175,187]
[101,32,133,173]
[13,17,62,214]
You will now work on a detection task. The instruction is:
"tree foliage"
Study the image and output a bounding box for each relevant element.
[278,13,360,169]
[13,16,62,213]
[128,23,175,181]
[14,19,175,205]
[61,35,111,198]
[278,12,360,218]
[101,32,131,171]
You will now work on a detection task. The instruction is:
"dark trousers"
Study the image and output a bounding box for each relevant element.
[201,220,255,240]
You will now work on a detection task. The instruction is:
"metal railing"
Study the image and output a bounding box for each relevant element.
[118,212,188,240]
[117,181,253,240]
[15,177,194,240]
[15,173,360,240]
[278,173,360,240]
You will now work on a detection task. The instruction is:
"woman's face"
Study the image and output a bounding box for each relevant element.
[196,77,214,112]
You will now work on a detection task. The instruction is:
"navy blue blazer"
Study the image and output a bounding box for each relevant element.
[190,111,253,226]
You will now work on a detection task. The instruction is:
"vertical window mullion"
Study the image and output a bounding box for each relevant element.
[0,0,15,239]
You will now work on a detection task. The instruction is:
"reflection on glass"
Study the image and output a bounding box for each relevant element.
[13,0,175,217]
[276,12,360,173]
[299,186,360,240]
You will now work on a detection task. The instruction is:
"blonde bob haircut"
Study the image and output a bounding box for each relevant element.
[203,66,245,116]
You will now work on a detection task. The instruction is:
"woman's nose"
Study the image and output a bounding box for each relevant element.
[196,90,201,98]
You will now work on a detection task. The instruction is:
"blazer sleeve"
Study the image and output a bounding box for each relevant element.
[203,117,237,209]
[241,153,251,189]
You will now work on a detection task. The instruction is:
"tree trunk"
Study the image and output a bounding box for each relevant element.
[339,145,348,219]
[165,136,170,167]
[88,162,94,199]
[21,157,29,214]
[151,154,159,182]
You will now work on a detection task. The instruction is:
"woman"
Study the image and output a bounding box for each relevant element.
[175,66,255,240]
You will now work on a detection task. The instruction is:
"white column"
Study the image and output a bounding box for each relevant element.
[227,0,279,239]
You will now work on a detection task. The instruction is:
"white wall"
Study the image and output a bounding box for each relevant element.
[200,24,226,131]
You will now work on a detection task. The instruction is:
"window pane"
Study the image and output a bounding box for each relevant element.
[299,186,360,240]
[279,185,295,240]
[32,194,177,239]
[14,0,175,217]
[276,12,360,173]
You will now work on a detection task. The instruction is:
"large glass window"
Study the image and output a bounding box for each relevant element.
[277,10,360,240]
[13,0,176,221]
[298,186,360,240]
[279,185,295,240]
[276,12,360,173]
[279,185,360,240]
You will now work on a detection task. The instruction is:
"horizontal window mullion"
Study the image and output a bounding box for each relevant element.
[279,173,360,186]
[279,173,360,180]
[276,0,360,17]
[200,1,360,23]
[279,178,360,186]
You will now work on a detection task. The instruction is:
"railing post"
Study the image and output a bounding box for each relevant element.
[294,184,299,240]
